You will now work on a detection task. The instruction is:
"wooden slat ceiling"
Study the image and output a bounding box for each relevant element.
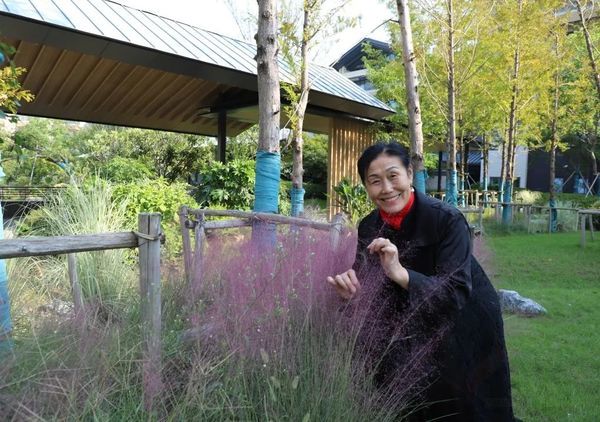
[6,37,254,136]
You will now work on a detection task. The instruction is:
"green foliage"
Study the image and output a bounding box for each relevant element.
[0,41,34,115]
[1,119,75,185]
[196,159,256,210]
[73,126,215,182]
[423,152,439,172]
[281,134,328,187]
[226,125,259,161]
[113,179,196,225]
[333,178,374,225]
[99,157,153,183]
[112,179,198,258]
[196,159,291,214]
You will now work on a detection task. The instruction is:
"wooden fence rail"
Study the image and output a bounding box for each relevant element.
[0,186,66,201]
[578,209,599,247]
[179,206,344,288]
[0,213,163,411]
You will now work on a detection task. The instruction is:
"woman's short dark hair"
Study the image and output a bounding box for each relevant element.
[357,142,411,184]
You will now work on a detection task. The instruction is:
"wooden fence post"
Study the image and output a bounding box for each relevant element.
[580,212,586,247]
[179,206,193,284]
[330,213,344,252]
[192,213,206,293]
[67,254,84,316]
[138,213,163,412]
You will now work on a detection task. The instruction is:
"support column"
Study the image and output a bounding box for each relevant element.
[217,110,227,163]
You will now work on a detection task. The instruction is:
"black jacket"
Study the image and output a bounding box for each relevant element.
[353,191,514,421]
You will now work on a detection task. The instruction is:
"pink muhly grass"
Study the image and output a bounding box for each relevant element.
[184,225,450,419]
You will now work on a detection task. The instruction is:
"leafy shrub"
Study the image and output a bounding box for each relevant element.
[280,135,328,186]
[113,179,196,225]
[112,179,198,258]
[196,159,255,210]
[333,178,374,225]
[99,157,153,183]
[195,159,291,214]
[514,189,543,204]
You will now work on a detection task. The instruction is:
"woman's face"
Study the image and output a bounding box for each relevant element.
[364,153,413,214]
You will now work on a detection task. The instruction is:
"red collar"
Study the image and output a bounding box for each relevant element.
[379,191,415,230]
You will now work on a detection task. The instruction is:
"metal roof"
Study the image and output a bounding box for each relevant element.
[0,0,394,117]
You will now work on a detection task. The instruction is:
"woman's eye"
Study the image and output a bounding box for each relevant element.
[371,180,380,185]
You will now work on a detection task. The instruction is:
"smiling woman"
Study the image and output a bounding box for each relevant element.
[327,142,515,421]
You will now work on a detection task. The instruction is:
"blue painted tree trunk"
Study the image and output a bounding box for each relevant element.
[502,180,513,224]
[253,151,281,245]
[445,169,458,207]
[549,198,558,232]
[0,204,13,354]
[458,175,465,207]
[290,187,305,217]
[413,169,427,194]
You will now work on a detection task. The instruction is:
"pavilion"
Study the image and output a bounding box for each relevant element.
[0,0,395,217]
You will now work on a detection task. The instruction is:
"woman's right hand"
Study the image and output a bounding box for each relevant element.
[326,269,361,300]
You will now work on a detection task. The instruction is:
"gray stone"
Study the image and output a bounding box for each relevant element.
[497,289,547,316]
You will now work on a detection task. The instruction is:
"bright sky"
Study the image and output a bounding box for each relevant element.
[117,0,393,66]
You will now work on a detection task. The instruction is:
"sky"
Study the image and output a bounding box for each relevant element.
[116,0,394,66]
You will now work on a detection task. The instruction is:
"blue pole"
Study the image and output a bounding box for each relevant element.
[0,203,13,355]
[502,180,513,224]
[445,169,458,207]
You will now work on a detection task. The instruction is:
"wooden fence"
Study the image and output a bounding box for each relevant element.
[178,206,344,288]
[429,190,499,208]
[0,186,66,201]
[0,213,163,411]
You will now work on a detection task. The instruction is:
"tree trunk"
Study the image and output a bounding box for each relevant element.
[549,33,560,231]
[254,0,281,212]
[499,129,507,199]
[396,0,426,193]
[482,133,489,193]
[291,6,311,217]
[444,0,458,206]
[574,0,600,100]
[503,0,522,224]
[254,0,281,242]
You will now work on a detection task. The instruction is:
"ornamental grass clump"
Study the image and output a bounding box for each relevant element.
[175,225,444,420]
[24,180,135,314]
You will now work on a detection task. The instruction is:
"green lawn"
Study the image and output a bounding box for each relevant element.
[487,232,600,421]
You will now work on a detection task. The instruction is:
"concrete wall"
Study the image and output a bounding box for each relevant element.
[483,146,528,188]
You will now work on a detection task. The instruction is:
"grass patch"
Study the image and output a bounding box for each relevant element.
[487,232,600,421]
